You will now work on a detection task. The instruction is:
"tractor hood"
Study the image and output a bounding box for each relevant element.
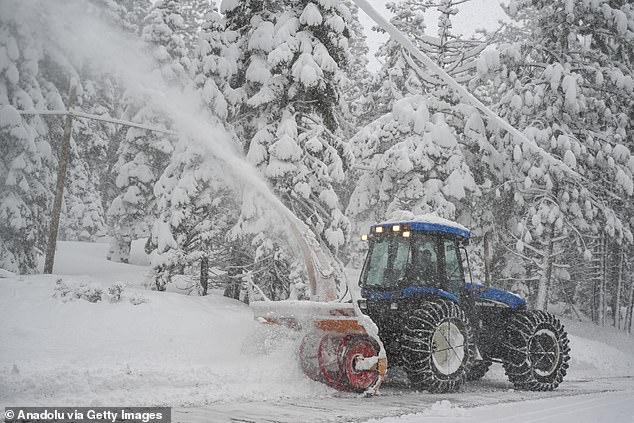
[465,283,527,310]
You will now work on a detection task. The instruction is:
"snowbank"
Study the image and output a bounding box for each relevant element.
[0,242,331,407]
[564,319,634,379]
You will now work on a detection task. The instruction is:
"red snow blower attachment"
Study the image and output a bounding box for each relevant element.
[251,301,387,393]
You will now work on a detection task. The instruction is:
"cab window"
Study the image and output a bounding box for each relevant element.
[406,236,438,286]
[443,239,464,294]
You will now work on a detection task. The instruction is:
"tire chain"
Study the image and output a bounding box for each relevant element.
[401,299,475,393]
[502,310,571,391]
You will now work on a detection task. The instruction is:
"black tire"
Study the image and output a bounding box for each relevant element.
[501,310,570,391]
[466,359,492,381]
[402,299,475,393]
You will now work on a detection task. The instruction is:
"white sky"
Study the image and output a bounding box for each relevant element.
[359,0,510,71]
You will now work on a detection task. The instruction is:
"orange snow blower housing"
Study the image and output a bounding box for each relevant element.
[251,300,388,393]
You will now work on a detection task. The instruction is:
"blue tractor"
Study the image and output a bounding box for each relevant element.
[357,216,571,393]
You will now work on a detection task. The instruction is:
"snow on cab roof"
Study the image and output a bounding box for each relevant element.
[378,211,471,238]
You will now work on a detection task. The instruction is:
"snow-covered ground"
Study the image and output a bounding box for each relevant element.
[0,241,331,408]
[1,241,634,422]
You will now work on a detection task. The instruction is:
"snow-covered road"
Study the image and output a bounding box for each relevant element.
[174,374,634,422]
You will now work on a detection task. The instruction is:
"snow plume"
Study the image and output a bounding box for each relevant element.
[9,0,342,299]
[12,0,323,251]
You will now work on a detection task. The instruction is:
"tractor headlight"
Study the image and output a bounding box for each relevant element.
[361,234,368,241]
[375,226,383,234]
[392,225,400,232]
[390,302,399,310]
[358,299,367,310]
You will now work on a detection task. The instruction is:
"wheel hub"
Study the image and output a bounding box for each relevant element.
[529,328,560,377]
[431,321,465,376]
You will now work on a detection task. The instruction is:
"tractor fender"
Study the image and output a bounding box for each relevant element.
[468,285,526,310]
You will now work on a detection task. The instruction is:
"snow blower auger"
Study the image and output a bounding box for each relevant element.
[251,301,387,393]
[249,223,387,395]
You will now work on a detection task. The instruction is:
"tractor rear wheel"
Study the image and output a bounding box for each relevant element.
[402,299,474,393]
[466,359,492,381]
[501,310,570,391]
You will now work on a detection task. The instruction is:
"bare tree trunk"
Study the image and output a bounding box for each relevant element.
[591,268,597,324]
[223,244,243,300]
[626,269,634,334]
[535,224,556,311]
[625,279,634,333]
[483,230,493,286]
[589,236,601,324]
[200,255,209,296]
[614,245,624,328]
[598,233,606,326]
[44,83,77,274]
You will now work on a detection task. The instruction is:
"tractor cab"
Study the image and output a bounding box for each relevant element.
[359,217,472,302]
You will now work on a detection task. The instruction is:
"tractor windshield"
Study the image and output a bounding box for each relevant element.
[361,231,459,291]
[360,234,410,289]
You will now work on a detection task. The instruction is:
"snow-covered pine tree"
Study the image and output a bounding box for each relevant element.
[58,129,107,242]
[34,19,113,244]
[106,0,189,262]
[476,0,634,311]
[106,111,175,262]
[340,0,371,139]
[149,136,239,293]
[360,0,430,121]
[347,0,501,266]
[83,0,152,211]
[88,0,150,36]
[346,96,479,252]
[221,0,354,299]
[142,0,193,78]
[180,0,215,54]
[59,157,106,241]
[148,4,245,293]
[0,3,56,273]
[193,9,239,121]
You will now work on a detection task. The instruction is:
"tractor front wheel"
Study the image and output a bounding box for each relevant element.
[402,299,474,393]
[501,310,570,391]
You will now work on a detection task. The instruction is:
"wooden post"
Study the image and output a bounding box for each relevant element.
[44,82,77,274]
